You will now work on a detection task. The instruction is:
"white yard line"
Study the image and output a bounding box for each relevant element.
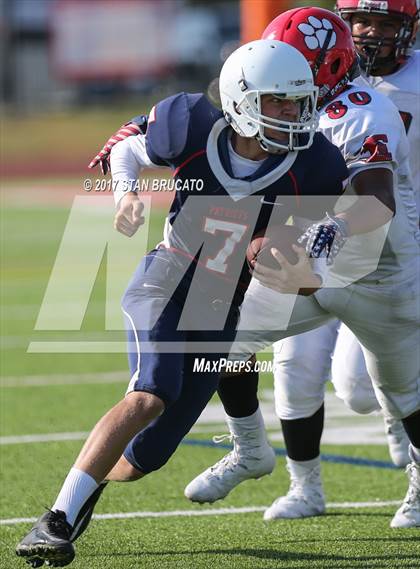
[0,395,389,446]
[0,501,402,526]
[0,427,224,445]
[0,371,128,388]
[1,375,388,445]
[0,432,90,445]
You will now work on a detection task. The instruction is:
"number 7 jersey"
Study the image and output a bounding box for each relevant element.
[112,92,348,305]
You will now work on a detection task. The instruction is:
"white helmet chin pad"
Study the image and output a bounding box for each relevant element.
[219,40,319,152]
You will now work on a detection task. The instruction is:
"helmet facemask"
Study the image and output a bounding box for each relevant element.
[229,88,319,153]
[336,5,419,75]
[219,40,320,154]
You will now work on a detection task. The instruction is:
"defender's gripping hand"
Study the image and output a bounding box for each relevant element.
[88,116,148,175]
[114,193,145,237]
[298,214,348,266]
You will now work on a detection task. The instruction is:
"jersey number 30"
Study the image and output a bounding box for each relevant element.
[325,91,372,119]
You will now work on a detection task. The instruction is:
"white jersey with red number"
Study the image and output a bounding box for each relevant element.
[354,51,420,210]
[318,83,419,284]
[269,62,420,430]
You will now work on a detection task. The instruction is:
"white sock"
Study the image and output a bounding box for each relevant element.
[287,456,321,478]
[224,408,272,458]
[226,407,266,434]
[52,468,99,526]
[409,445,420,463]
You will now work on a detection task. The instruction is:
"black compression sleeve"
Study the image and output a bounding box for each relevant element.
[217,370,259,418]
[280,404,324,461]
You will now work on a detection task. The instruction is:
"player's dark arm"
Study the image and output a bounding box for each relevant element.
[335,167,395,235]
[299,167,395,264]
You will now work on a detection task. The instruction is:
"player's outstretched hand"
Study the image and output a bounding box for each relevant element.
[252,245,321,295]
[88,122,143,175]
[114,193,145,237]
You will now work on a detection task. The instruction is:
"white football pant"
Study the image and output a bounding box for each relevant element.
[273,320,381,420]
[232,276,420,420]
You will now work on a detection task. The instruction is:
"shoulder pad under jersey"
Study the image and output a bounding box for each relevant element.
[145,92,212,165]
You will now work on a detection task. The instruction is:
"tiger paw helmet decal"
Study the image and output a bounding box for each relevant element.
[262,8,357,106]
[298,17,337,51]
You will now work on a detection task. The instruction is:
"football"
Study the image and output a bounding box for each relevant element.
[246,224,304,270]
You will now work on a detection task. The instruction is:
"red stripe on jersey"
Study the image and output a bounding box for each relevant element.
[288,170,300,208]
[173,150,206,178]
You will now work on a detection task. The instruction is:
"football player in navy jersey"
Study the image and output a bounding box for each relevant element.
[16,40,349,567]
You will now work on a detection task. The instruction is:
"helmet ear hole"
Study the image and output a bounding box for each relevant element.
[233,102,242,115]
[331,58,341,74]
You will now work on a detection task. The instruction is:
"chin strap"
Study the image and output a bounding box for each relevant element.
[359,46,398,75]
[256,135,288,155]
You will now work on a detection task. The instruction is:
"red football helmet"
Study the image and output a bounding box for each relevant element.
[335,0,419,73]
[262,8,357,107]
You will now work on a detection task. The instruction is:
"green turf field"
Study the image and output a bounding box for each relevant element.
[1,183,419,569]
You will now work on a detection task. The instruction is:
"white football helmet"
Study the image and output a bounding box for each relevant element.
[219,39,319,153]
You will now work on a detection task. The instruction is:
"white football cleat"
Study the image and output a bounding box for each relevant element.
[390,456,420,529]
[263,458,325,520]
[184,432,276,504]
[384,416,410,468]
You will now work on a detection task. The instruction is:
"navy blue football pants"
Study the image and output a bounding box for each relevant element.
[121,252,239,473]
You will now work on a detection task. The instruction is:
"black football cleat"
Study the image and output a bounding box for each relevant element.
[70,481,108,542]
[25,558,44,568]
[16,509,75,567]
